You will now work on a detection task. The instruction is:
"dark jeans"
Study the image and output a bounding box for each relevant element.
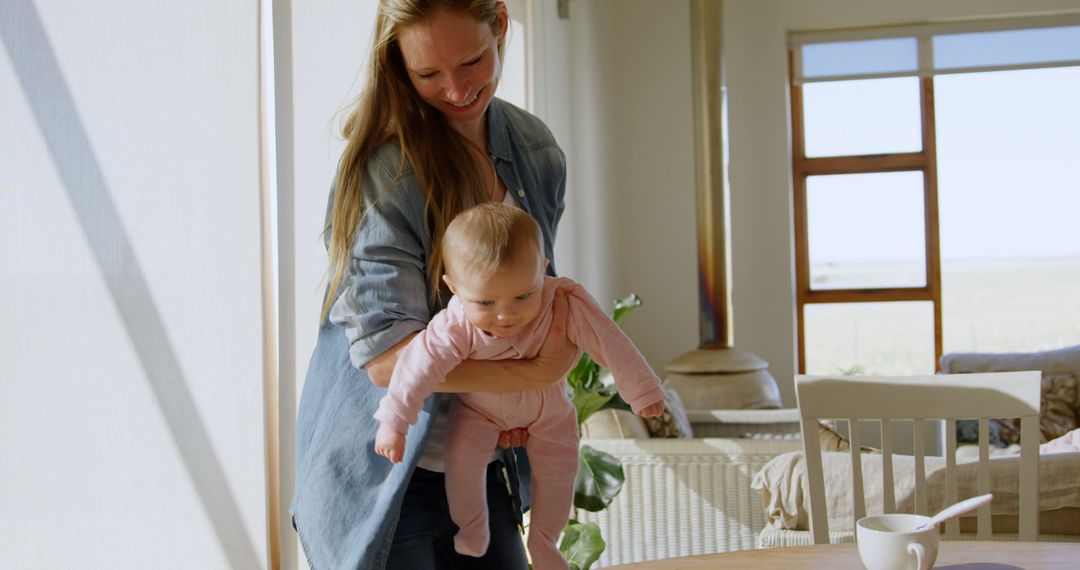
[385,461,528,570]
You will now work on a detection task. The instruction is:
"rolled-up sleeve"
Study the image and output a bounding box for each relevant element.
[327,151,433,370]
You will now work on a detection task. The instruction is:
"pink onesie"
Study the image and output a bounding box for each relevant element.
[374,276,665,570]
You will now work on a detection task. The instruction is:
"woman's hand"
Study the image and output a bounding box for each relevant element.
[498,428,529,449]
[529,290,578,387]
[435,291,578,393]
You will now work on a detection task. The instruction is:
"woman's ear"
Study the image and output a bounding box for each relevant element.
[495,1,509,45]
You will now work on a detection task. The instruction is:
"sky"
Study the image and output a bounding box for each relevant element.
[801,63,1080,264]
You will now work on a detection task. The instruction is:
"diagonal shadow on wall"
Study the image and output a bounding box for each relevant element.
[1,1,262,567]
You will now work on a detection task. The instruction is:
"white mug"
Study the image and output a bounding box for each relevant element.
[856,514,940,570]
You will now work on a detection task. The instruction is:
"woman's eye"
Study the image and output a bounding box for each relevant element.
[416,72,435,79]
[464,55,482,67]
[515,293,531,301]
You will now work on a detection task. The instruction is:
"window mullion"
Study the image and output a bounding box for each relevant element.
[801,153,925,175]
[790,49,810,374]
[805,287,935,304]
[921,76,944,370]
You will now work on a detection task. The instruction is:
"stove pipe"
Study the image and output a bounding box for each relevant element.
[664,0,782,410]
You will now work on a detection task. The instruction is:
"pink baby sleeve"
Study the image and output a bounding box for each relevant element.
[563,284,666,414]
[372,307,473,433]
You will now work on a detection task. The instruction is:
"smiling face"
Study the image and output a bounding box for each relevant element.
[396,5,507,137]
[443,243,547,339]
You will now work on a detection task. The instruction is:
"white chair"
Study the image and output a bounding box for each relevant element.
[795,372,1041,544]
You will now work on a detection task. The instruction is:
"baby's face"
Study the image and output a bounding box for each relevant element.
[445,247,546,339]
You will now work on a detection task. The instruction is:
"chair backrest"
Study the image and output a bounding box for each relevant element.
[795,371,1041,544]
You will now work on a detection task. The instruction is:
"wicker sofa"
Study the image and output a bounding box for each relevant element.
[576,409,802,567]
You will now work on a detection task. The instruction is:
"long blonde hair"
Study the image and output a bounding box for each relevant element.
[321,0,506,322]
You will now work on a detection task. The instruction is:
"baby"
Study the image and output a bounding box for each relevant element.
[374,202,665,570]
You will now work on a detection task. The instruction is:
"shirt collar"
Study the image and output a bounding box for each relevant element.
[485,98,512,162]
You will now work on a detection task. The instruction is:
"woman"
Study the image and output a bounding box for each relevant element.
[291,1,576,568]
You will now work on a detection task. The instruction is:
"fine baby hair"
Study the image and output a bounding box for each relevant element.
[440,201,545,280]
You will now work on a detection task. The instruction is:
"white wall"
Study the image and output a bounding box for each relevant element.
[1,1,267,567]
[554,0,701,389]
[285,2,375,567]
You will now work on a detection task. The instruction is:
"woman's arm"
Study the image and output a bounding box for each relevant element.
[366,333,579,392]
[365,290,578,391]
[365,327,567,449]
[364,333,417,388]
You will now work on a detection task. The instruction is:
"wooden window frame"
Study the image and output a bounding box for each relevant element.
[789,49,943,374]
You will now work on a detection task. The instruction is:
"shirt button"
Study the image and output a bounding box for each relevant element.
[517,189,525,198]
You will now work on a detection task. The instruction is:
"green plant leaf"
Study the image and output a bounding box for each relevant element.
[574,444,625,512]
[612,293,643,327]
[567,353,600,392]
[559,521,606,570]
[573,385,617,426]
[603,392,632,413]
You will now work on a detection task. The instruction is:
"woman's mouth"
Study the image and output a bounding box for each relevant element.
[445,87,483,111]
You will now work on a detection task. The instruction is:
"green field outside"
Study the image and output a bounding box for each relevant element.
[804,258,1080,375]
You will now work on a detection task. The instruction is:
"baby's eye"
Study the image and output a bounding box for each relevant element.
[477,300,495,306]
[515,293,532,301]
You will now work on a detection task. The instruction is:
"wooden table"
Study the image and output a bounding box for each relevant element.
[607,541,1079,569]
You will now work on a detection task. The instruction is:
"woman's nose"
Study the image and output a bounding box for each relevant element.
[445,75,471,102]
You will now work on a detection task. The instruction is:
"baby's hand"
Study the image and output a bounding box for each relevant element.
[375,424,406,464]
[638,400,666,419]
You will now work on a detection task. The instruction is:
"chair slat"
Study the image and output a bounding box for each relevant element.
[800,417,830,545]
[881,419,895,513]
[1019,416,1040,541]
[945,418,959,539]
[977,418,991,539]
[848,418,866,528]
[913,421,927,516]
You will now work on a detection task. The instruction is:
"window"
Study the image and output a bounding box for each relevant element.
[790,16,1080,375]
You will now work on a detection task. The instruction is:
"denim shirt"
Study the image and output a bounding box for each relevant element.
[292,98,566,570]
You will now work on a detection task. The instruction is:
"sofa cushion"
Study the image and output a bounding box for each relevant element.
[580,409,651,439]
[940,344,1080,384]
[942,345,1080,444]
[997,373,1078,443]
[818,421,881,454]
[642,383,694,438]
